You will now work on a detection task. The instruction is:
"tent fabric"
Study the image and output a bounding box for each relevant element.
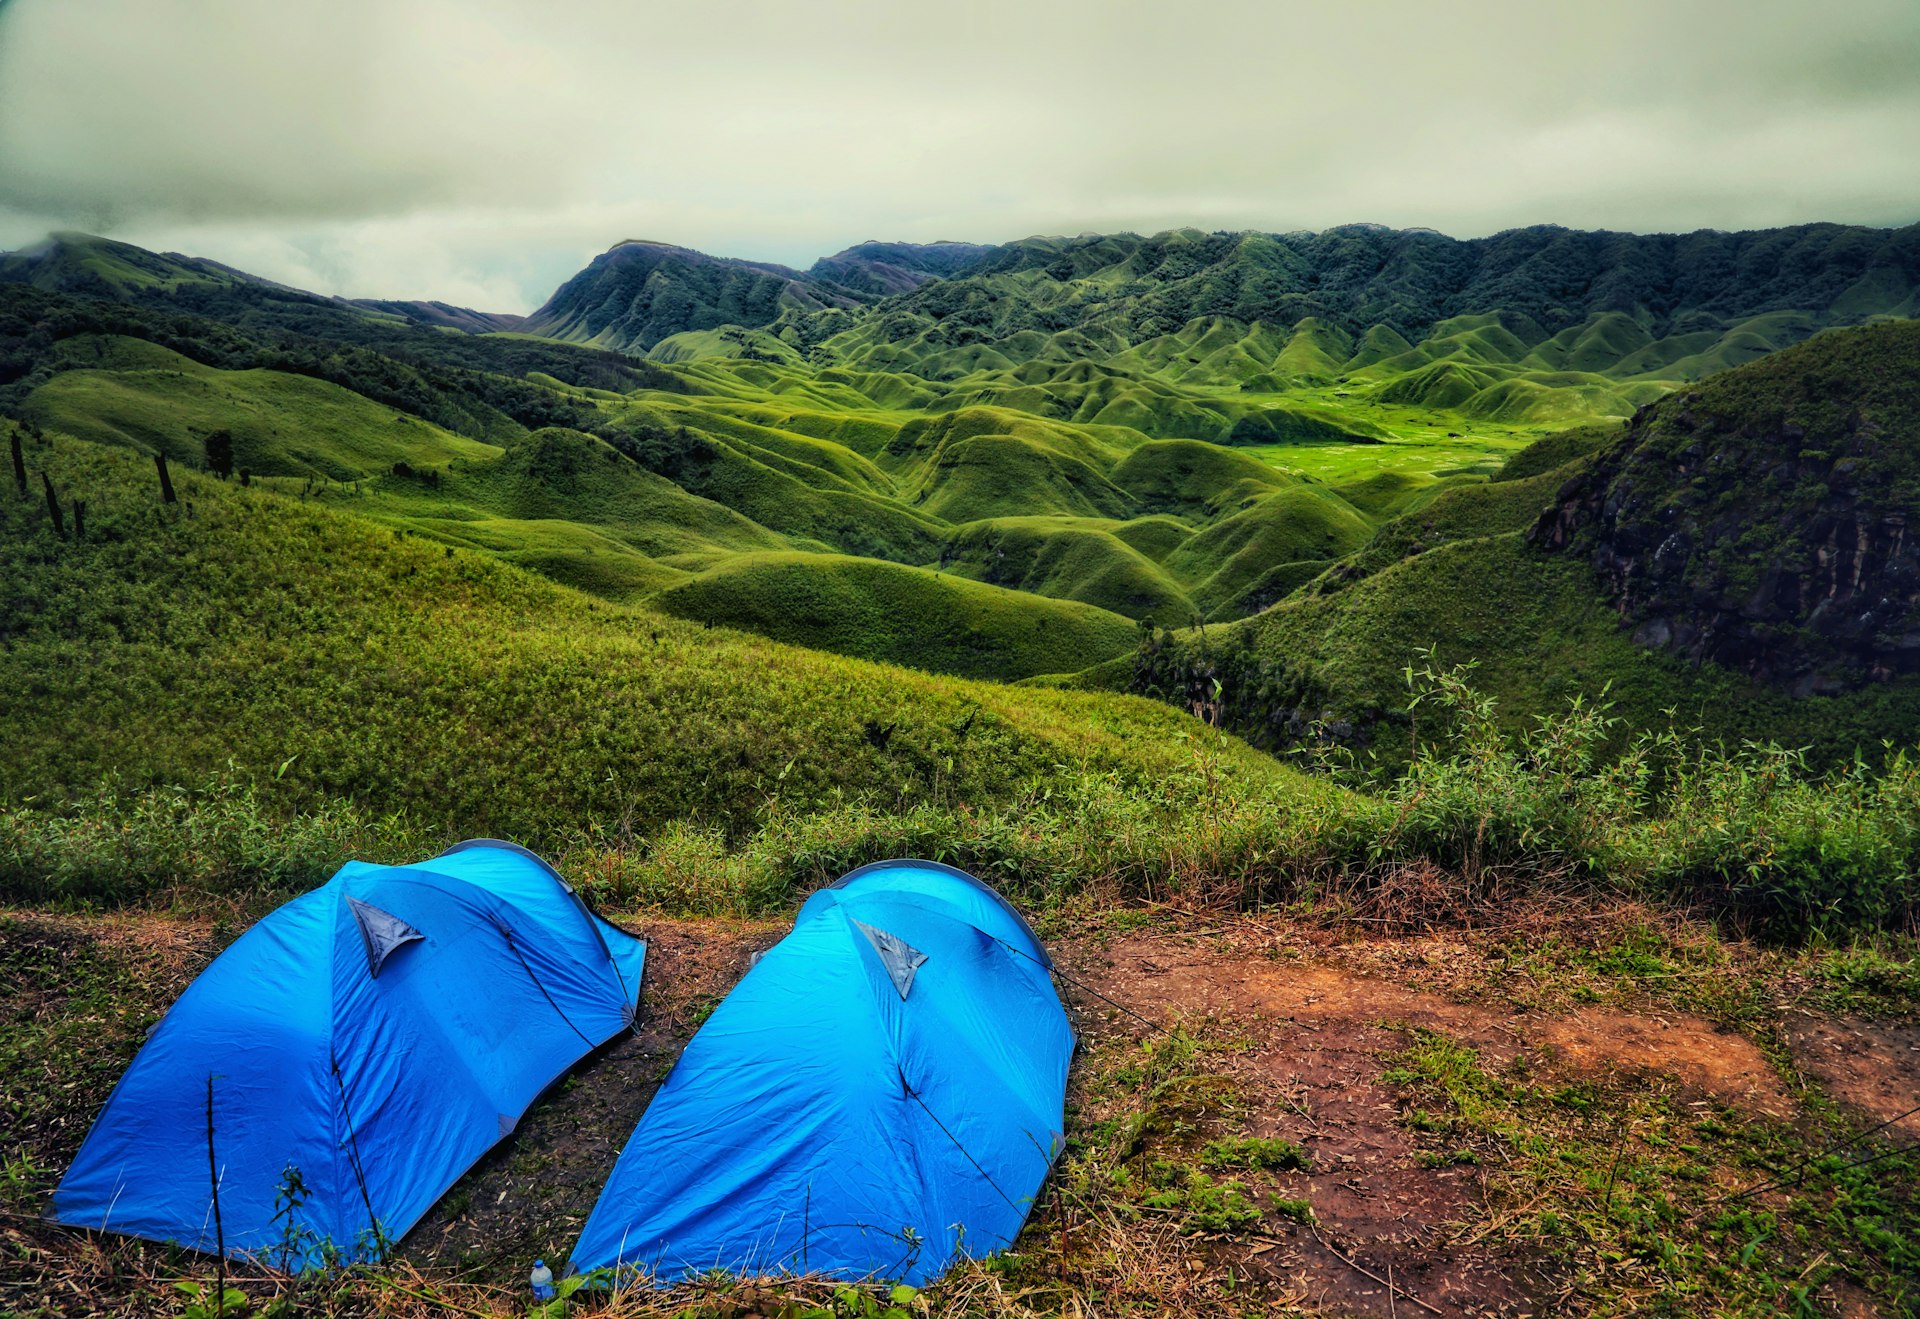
[568,859,1073,1287]
[346,896,424,978]
[851,919,927,1000]
[48,840,645,1268]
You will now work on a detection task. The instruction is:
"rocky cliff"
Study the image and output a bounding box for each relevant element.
[1532,320,1920,695]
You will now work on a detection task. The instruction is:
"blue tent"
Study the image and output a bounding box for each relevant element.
[568,860,1073,1286]
[49,840,645,1267]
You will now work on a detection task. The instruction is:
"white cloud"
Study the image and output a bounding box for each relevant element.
[2,0,1916,311]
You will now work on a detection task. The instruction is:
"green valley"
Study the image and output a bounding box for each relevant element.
[6,221,1918,700]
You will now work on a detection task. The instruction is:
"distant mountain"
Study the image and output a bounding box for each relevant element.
[347,299,527,334]
[510,221,1919,424]
[915,223,1920,341]
[781,223,1920,392]
[0,231,280,297]
[0,232,532,342]
[807,240,997,297]
[1122,317,1920,768]
[9,225,1920,759]
[522,240,860,352]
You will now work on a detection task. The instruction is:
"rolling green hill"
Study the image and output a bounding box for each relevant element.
[1533,319,1920,693]
[19,336,500,479]
[524,240,859,351]
[4,224,1917,760]
[652,551,1140,680]
[1,434,1289,842]
[1124,322,1920,767]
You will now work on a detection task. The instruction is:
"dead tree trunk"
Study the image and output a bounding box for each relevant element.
[72,499,86,542]
[156,451,177,504]
[41,472,65,538]
[9,432,24,499]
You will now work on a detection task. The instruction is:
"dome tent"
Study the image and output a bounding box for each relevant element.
[568,859,1073,1286]
[49,840,645,1268]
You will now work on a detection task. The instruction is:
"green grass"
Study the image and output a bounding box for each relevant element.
[651,550,1141,680]
[1164,484,1374,616]
[1490,422,1622,483]
[8,438,1920,939]
[1382,1025,1920,1314]
[8,231,1917,766]
[940,516,1197,624]
[1321,465,1566,585]
[4,434,1286,847]
[1107,439,1285,519]
[1141,532,1920,768]
[21,336,500,479]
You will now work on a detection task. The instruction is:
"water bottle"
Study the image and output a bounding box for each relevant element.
[530,1259,556,1302]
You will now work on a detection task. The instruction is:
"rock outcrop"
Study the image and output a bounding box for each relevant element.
[1531,321,1920,695]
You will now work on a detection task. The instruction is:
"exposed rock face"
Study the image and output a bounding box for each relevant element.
[1531,321,1920,695]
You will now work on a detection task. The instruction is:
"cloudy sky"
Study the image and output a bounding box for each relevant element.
[2,0,1917,312]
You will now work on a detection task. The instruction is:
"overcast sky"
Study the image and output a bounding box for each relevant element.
[2,0,1917,313]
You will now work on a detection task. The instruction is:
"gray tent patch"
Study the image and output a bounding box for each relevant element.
[346,896,425,979]
[852,919,928,1000]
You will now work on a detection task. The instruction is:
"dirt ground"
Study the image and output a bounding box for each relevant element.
[3,903,1916,1317]
[1057,923,1825,1317]
[1782,1014,1920,1143]
[400,917,786,1275]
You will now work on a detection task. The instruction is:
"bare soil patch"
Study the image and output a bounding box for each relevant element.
[7,904,1917,1317]
[1785,1013,1920,1141]
[399,916,784,1274]
[1054,922,1812,1316]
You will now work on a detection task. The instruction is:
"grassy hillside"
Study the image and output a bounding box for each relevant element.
[1166,484,1376,617]
[767,223,1917,432]
[20,336,500,479]
[1132,525,1920,771]
[1535,320,1920,693]
[2,434,1290,843]
[940,516,1198,624]
[7,229,1920,1319]
[7,232,1919,758]
[651,551,1140,680]
[523,240,857,350]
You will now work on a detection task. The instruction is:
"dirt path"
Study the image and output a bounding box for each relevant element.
[1783,1015,1920,1142]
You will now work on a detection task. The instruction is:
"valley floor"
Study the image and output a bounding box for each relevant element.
[4,900,1916,1317]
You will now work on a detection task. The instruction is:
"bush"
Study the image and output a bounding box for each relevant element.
[0,767,433,905]
[5,659,1913,941]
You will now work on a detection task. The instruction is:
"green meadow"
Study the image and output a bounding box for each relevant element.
[3,227,1918,873]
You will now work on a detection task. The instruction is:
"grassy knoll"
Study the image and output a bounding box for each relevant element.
[21,336,501,478]
[1162,484,1375,617]
[651,550,1141,681]
[7,427,1919,940]
[939,516,1198,624]
[1134,532,1920,773]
